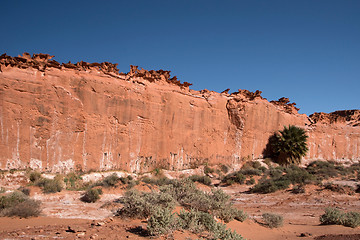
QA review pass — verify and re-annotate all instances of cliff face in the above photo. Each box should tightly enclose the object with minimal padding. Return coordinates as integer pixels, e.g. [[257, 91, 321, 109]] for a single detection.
[[0, 53, 359, 173]]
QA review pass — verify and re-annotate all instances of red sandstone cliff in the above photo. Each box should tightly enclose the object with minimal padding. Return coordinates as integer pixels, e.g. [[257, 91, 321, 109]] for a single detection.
[[0, 53, 359, 172]]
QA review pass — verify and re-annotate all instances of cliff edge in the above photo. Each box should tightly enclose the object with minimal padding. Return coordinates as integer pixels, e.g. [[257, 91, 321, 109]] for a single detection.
[[1, 53, 359, 172]]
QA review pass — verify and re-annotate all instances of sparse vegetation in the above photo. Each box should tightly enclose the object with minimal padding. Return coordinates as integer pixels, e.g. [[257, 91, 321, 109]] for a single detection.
[[262, 213, 283, 228], [0, 191, 41, 218], [320, 208, 360, 228], [115, 178, 246, 238], [188, 174, 212, 186], [81, 188, 103, 203], [29, 171, 42, 183], [34, 177, 63, 193], [323, 183, 355, 195], [147, 207, 176, 236]]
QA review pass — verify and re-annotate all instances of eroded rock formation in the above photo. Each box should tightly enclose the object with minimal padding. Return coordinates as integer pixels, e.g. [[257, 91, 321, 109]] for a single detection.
[[0, 53, 359, 173]]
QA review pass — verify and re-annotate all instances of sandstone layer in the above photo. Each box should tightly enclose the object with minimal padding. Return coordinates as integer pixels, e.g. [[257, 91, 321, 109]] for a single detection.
[[0, 53, 359, 173]]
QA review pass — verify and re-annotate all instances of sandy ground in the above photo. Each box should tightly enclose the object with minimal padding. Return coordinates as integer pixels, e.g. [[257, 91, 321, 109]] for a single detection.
[[0, 173, 359, 239]]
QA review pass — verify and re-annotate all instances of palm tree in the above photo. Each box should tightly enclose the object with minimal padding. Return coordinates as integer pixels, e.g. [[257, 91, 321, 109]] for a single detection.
[[271, 125, 308, 165]]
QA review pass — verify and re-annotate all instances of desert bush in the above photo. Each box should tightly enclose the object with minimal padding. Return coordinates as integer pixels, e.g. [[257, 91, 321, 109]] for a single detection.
[[320, 208, 360, 228], [211, 222, 245, 240], [64, 172, 86, 190], [268, 167, 285, 179], [177, 209, 216, 233], [0, 191, 41, 218], [0, 191, 27, 209], [250, 178, 290, 194], [222, 171, 246, 185], [177, 209, 245, 240], [2, 199, 41, 218], [220, 164, 230, 174], [29, 171, 42, 182], [103, 173, 120, 187], [215, 206, 247, 223], [204, 165, 215, 175], [241, 168, 263, 176], [147, 207, 176, 236], [343, 212, 360, 228], [246, 177, 255, 185], [35, 178, 63, 193], [283, 165, 315, 185], [291, 184, 305, 194], [320, 208, 345, 225], [18, 186, 30, 196], [306, 161, 350, 180], [324, 183, 355, 195], [270, 125, 308, 165], [188, 174, 212, 186], [262, 213, 283, 228], [81, 188, 103, 203], [116, 190, 175, 219]]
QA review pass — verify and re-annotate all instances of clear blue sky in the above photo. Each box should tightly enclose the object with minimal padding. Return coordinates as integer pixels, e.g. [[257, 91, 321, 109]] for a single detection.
[[1, 0, 359, 115]]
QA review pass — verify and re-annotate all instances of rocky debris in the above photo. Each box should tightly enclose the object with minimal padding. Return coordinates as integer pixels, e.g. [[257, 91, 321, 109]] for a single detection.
[[127, 65, 192, 87], [309, 110, 360, 126], [0, 53, 192, 88], [270, 97, 300, 114], [221, 88, 230, 94], [231, 89, 263, 101]]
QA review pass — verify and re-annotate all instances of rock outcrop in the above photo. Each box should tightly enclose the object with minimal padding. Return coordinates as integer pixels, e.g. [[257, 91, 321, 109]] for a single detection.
[[0, 53, 359, 173]]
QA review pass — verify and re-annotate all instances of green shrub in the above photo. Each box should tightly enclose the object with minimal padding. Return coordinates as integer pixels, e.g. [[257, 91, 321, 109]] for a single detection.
[[103, 173, 120, 187], [234, 209, 248, 222], [0, 191, 41, 218], [250, 178, 290, 194], [116, 190, 176, 219], [211, 222, 245, 240], [64, 172, 86, 190], [147, 207, 176, 236], [283, 165, 315, 185], [262, 213, 283, 228], [35, 178, 63, 193], [241, 168, 263, 176], [177, 209, 245, 240], [320, 208, 345, 225], [320, 208, 360, 228], [306, 161, 349, 180], [188, 174, 212, 186], [222, 171, 246, 185], [81, 188, 103, 203], [177, 209, 216, 233], [204, 165, 215, 174], [344, 212, 360, 228]]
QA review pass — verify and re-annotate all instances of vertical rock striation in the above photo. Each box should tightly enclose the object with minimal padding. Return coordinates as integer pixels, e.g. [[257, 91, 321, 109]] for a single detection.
[[0, 53, 359, 173]]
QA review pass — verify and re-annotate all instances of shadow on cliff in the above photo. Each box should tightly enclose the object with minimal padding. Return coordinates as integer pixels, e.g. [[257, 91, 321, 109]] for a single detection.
[[262, 134, 278, 161]]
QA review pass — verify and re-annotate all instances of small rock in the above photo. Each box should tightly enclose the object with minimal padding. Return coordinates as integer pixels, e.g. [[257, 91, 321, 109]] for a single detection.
[[96, 221, 105, 226], [299, 232, 312, 237], [77, 232, 86, 237]]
